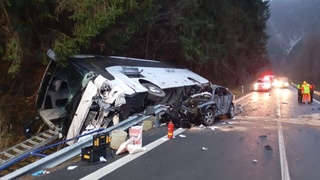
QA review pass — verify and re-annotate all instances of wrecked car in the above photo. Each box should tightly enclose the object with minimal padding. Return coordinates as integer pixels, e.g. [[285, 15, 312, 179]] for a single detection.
[[24, 49, 210, 144], [161, 84, 235, 127]]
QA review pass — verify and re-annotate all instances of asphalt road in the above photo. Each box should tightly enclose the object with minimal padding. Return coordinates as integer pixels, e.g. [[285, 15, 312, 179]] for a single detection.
[[21, 86, 320, 180]]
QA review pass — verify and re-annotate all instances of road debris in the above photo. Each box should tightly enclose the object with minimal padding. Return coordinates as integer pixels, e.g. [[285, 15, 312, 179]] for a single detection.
[[179, 134, 186, 138], [100, 156, 107, 162], [67, 165, 78, 170], [236, 105, 244, 113], [160, 123, 167, 126], [199, 124, 205, 129], [252, 159, 258, 163], [221, 121, 235, 125], [259, 135, 267, 138], [116, 124, 146, 155], [111, 150, 115, 158], [210, 126, 219, 130], [31, 170, 49, 176], [201, 147, 208, 151], [264, 145, 272, 151]]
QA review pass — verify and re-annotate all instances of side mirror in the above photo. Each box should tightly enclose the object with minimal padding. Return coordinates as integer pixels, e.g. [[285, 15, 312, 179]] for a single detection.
[[47, 49, 56, 61]]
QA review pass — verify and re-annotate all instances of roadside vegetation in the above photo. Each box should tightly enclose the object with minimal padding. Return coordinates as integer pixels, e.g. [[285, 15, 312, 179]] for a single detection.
[[0, 0, 270, 149], [284, 32, 320, 90], [267, 0, 320, 90], [0, 114, 11, 150]]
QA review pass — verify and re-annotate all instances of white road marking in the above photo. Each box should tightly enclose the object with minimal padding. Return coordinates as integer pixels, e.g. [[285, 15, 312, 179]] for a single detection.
[[80, 128, 186, 180], [235, 92, 253, 102], [314, 99, 320, 104], [278, 121, 291, 180], [276, 90, 291, 180]]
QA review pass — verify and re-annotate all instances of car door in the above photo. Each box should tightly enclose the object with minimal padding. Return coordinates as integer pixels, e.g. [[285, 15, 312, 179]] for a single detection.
[[213, 87, 223, 114], [219, 87, 230, 113]]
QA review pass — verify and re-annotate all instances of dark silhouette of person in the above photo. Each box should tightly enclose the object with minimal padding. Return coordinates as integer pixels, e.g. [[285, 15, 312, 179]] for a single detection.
[[297, 82, 303, 103], [310, 84, 315, 103]]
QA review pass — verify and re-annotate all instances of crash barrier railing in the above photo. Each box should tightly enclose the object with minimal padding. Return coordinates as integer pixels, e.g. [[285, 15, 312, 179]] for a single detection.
[[0, 129, 59, 172], [154, 105, 170, 128], [0, 128, 103, 173], [1, 104, 169, 180]]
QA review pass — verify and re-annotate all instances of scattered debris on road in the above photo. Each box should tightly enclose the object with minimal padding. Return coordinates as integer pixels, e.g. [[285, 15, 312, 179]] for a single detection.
[[201, 147, 208, 151], [221, 121, 235, 125], [67, 166, 77, 170], [100, 156, 107, 162], [210, 126, 219, 130], [264, 145, 272, 151], [116, 124, 146, 155], [31, 169, 50, 176]]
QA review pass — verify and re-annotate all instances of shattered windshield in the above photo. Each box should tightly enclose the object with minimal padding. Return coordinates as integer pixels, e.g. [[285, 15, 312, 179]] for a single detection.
[[53, 64, 87, 101]]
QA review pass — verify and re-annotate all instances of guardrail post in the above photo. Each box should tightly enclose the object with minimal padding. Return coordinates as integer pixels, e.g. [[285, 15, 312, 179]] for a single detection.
[[154, 105, 169, 128], [155, 113, 160, 128]]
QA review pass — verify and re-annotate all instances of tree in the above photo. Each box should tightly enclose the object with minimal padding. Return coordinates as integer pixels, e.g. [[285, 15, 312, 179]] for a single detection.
[[0, 0, 270, 85]]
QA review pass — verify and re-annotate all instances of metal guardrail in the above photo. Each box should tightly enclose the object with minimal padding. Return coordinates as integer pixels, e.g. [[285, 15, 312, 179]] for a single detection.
[[1, 105, 169, 180], [0, 129, 59, 171]]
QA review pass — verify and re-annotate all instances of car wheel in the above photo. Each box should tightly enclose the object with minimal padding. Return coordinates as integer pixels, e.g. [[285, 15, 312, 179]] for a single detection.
[[227, 104, 235, 119], [142, 83, 166, 102], [202, 109, 215, 126]]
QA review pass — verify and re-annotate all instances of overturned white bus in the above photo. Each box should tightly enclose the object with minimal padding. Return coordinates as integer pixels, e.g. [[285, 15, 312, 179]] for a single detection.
[[24, 50, 210, 144]]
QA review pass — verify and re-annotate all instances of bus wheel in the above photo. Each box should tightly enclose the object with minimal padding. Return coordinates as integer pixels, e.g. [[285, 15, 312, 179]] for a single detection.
[[142, 83, 166, 102]]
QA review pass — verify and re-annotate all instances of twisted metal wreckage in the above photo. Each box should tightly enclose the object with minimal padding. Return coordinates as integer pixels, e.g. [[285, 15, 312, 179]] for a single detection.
[[24, 49, 234, 145]]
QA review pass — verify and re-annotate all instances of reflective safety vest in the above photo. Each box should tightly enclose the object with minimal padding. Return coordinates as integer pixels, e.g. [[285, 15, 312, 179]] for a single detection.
[[301, 84, 310, 94], [297, 84, 302, 92]]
